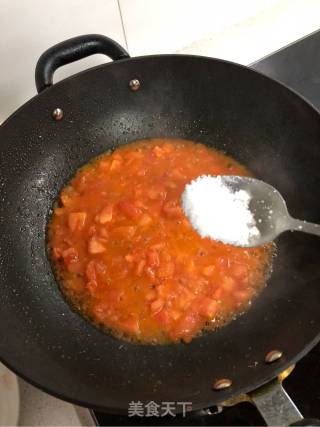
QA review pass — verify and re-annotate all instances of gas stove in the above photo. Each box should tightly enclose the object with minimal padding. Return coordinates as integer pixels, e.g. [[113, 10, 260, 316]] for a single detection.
[[93, 30, 320, 426]]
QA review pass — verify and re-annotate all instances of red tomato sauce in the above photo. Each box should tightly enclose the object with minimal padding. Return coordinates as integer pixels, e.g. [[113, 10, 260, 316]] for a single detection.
[[48, 139, 273, 344]]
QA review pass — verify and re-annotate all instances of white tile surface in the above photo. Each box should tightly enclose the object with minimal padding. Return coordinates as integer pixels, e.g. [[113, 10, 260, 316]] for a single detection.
[[178, 0, 320, 65], [119, 0, 281, 56], [0, 0, 126, 123]]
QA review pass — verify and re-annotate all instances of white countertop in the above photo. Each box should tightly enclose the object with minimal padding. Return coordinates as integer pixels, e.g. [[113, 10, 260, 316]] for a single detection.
[[1, 0, 320, 425]]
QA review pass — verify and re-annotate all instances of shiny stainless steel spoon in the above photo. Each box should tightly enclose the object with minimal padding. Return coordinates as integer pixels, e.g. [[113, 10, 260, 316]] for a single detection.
[[219, 176, 320, 247]]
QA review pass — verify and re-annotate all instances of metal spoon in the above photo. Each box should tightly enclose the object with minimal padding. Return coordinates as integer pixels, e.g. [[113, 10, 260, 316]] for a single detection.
[[219, 176, 320, 247]]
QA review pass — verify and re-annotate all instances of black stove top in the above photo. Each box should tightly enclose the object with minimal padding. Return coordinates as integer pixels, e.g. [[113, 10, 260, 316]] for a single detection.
[[94, 30, 320, 426]]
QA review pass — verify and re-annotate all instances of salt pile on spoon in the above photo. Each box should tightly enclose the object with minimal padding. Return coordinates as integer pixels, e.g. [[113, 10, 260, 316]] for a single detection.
[[181, 175, 260, 246]]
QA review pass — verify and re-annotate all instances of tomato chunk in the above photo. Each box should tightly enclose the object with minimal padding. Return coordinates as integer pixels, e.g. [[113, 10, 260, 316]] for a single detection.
[[117, 201, 141, 219], [68, 212, 87, 232], [196, 296, 218, 318], [96, 205, 113, 224], [88, 237, 106, 254], [157, 262, 175, 278], [147, 251, 160, 267]]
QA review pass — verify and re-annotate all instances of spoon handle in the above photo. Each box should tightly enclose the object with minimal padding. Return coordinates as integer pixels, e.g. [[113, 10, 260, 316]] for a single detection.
[[290, 219, 320, 237]]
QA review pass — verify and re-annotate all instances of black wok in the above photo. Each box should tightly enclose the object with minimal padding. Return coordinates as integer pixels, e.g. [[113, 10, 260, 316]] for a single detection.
[[1, 34, 320, 423]]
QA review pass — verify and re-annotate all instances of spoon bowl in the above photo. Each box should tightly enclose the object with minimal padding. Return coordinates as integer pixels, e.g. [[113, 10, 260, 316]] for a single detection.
[[220, 176, 320, 247]]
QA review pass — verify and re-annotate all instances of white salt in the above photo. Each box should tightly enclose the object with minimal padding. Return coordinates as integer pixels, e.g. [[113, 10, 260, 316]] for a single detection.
[[181, 175, 260, 246]]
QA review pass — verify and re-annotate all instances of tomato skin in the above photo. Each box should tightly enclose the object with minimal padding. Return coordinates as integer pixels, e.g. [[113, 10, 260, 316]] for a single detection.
[[49, 139, 272, 344]]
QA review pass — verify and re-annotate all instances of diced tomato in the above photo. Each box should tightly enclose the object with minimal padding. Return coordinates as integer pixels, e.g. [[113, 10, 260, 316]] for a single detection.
[[234, 289, 252, 303], [196, 296, 218, 318], [135, 259, 146, 276], [162, 201, 182, 218], [145, 290, 157, 302], [145, 266, 156, 280], [176, 286, 195, 309], [154, 309, 171, 328], [99, 159, 111, 170], [150, 242, 165, 251], [96, 205, 113, 224], [150, 298, 164, 315], [112, 226, 136, 239], [60, 194, 73, 207], [232, 264, 248, 282], [202, 265, 215, 277], [110, 159, 122, 171], [171, 313, 201, 342], [108, 289, 124, 304], [160, 250, 172, 262], [213, 288, 223, 300], [99, 227, 109, 238], [215, 256, 231, 270], [171, 168, 185, 180], [52, 247, 62, 260], [86, 280, 98, 295], [93, 303, 110, 322], [88, 237, 106, 254], [61, 247, 80, 272], [157, 262, 175, 278], [147, 251, 160, 267], [125, 253, 134, 263], [119, 317, 140, 335], [54, 208, 65, 216], [86, 260, 97, 282], [138, 213, 153, 227], [62, 247, 78, 264], [166, 181, 177, 189], [169, 309, 181, 321], [88, 225, 97, 237], [222, 276, 236, 292], [152, 145, 164, 157], [162, 143, 174, 153], [117, 201, 141, 219], [68, 212, 87, 232]]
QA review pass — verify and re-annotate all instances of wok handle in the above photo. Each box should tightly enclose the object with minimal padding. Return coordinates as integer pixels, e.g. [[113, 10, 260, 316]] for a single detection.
[[35, 34, 130, 93], [249, 378, 303, 426]]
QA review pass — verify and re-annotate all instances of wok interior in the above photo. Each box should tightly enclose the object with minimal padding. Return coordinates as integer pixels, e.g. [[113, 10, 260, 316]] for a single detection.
[[1, 56, 320, 412]]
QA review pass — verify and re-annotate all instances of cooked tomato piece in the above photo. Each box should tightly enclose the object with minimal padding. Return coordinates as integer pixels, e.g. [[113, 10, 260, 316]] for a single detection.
[[88, 237, 106, 254], [62, 247, 78, 264], [147, 251, 160, 267], [135, 259, 146, 276], [112, 226, 136, 239], [86, 280, 98, 295], [196, 296, 218, 318], [150, 298, 164, 315], [96, 205, 113, 224], [52, 247, 62, 259], [157, 262, 175, 278], [68, 212, 87, 232], [171, 313, 201, 342], [162, 201, 182, 218], [202, 265, 215, 277], [138, 213, 153, 227], [110, 159, 122, 171], [119, 317, 140, 335], [117, 201, 141, 219]]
